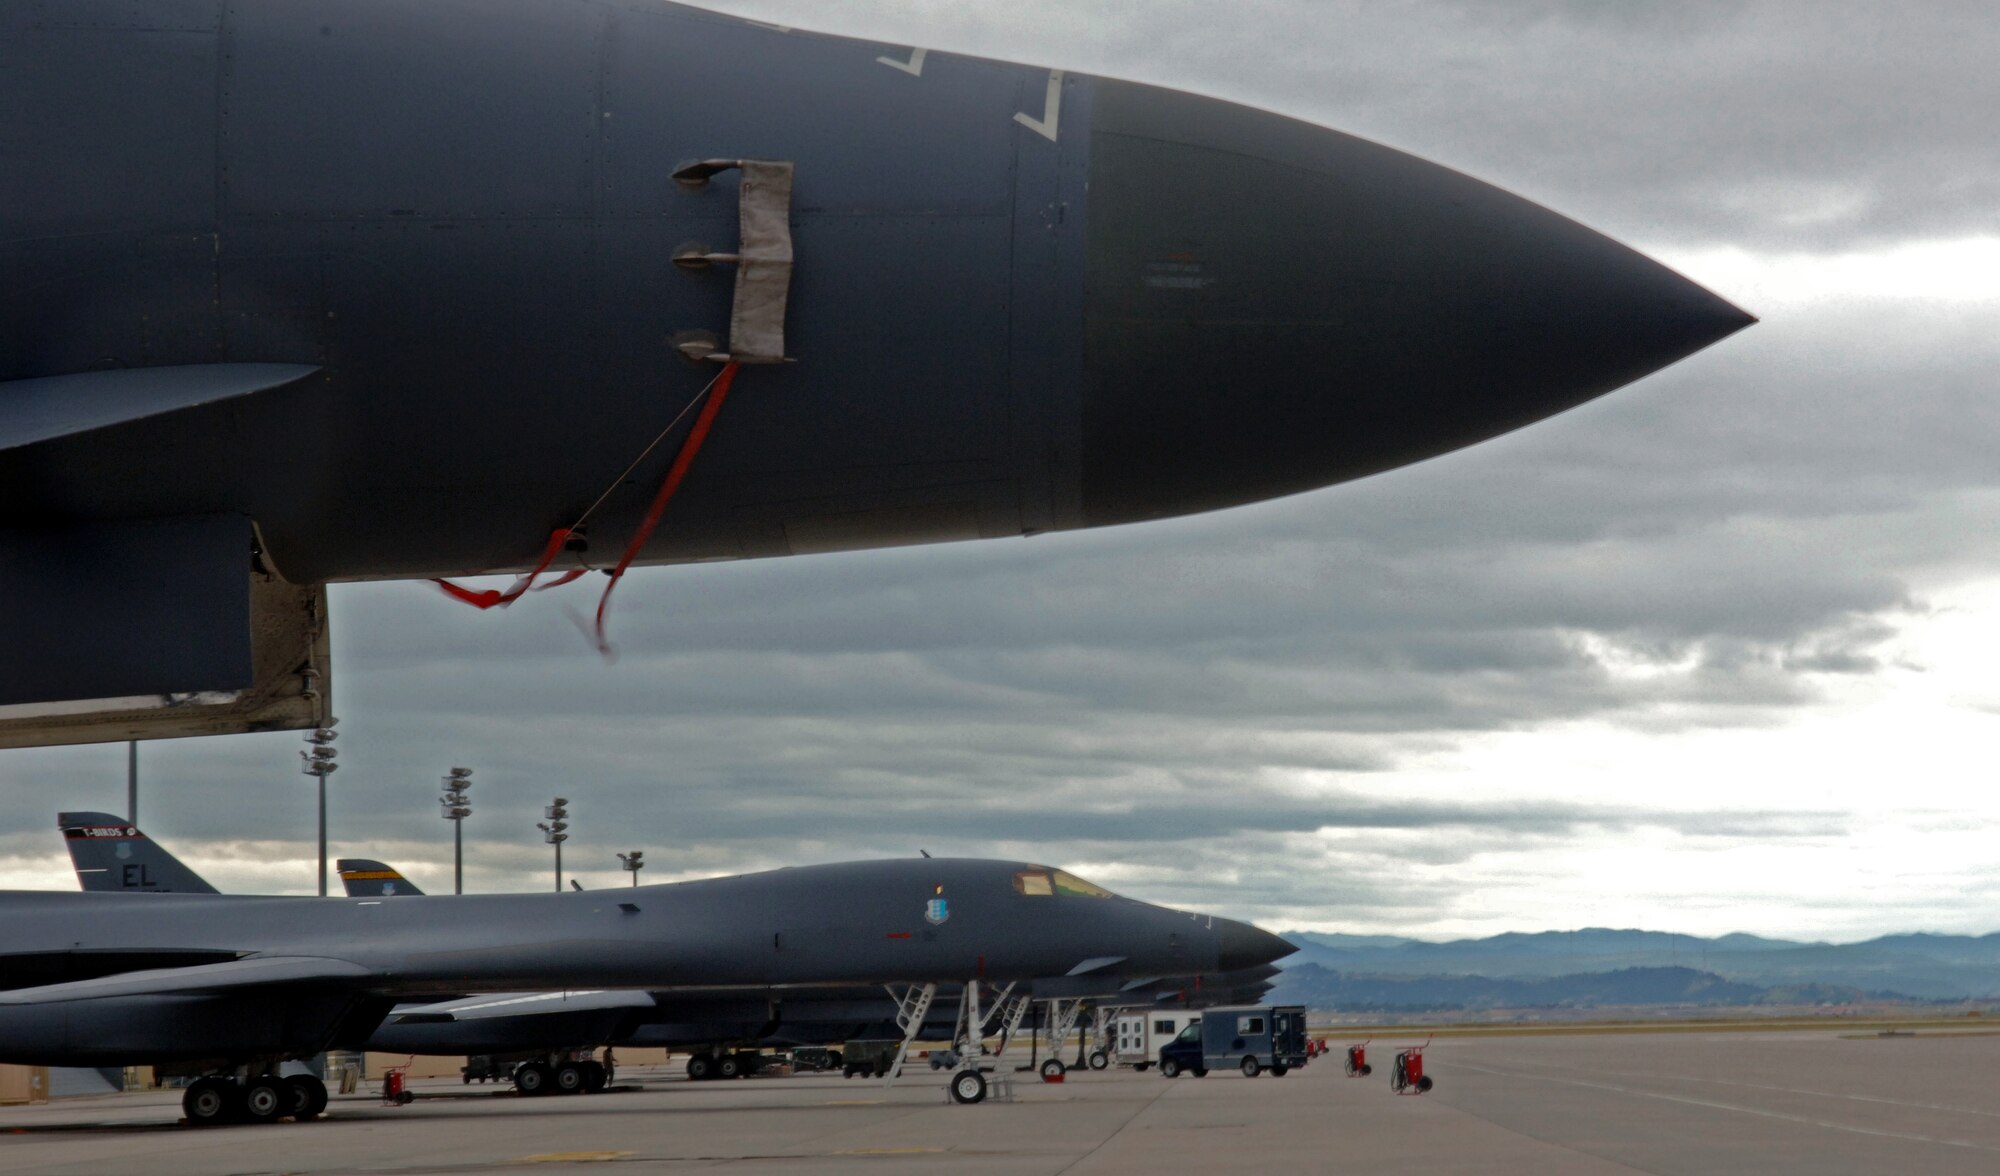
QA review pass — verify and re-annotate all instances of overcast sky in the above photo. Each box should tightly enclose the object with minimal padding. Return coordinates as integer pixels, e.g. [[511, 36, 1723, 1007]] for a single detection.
[[5, 1, 1998, 943]]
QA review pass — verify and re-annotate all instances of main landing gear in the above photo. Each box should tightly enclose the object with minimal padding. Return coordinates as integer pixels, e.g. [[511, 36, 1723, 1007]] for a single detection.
[[512, 1056, 610, 1096], [182, 1072, 329, 1127]]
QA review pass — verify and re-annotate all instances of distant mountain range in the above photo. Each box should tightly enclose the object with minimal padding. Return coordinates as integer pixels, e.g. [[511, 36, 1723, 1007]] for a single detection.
[[1269, 963, 1876, 1013], [1267, 928, 2000, 1007]]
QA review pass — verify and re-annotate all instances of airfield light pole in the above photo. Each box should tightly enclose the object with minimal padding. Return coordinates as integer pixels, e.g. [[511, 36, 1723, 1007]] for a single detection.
[[617, 851, 644, 887], [538, 797, 569, 893], [299, 720, 340, 896], [439, 767, 473, 895]]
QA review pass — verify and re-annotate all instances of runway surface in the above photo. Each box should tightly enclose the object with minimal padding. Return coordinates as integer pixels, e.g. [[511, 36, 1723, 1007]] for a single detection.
[[2, 1029, 1997, 1174]]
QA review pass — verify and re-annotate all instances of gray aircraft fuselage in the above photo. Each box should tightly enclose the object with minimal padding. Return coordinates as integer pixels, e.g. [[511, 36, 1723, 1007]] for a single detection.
[[62, 816, 1272, 1061], [0, 857, 1286, 1067], [0, 0, 1752, 728]]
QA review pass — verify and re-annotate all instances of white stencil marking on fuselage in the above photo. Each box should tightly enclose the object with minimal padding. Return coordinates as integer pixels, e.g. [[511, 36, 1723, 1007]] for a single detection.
[[1014, 70, 1065, 142]]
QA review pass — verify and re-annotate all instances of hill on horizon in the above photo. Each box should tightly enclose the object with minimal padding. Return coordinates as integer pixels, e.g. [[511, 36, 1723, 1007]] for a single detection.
[[1274, 927, 2000, 1001]]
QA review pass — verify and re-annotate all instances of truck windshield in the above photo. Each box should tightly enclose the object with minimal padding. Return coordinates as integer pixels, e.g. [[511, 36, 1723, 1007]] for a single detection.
[[1177, 1024, 1201, 1042]]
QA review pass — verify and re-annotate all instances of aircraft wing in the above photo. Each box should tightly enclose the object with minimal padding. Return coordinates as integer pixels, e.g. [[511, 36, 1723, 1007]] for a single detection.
[[0, 955, 371, 1004], [390, 989, 658, 1024]]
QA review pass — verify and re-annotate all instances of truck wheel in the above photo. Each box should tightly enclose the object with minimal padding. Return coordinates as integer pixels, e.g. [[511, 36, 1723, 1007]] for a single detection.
[[1270, 1064, 1289, 1077], [1240, 1056, 1261, 1078], [1191, 1067, 1208, 1078], [1088, 1051, 1108, 1071], [1040, 1059, 1066, 1080], [949, 1070, 987, 1104], [1134, 1062, 1152, 1072], [1159, 1058, 1180, 1079]]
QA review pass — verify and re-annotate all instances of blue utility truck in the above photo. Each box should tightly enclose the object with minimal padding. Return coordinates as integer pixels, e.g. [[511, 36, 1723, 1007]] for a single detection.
[[1156, 1005, 1309, 1078]]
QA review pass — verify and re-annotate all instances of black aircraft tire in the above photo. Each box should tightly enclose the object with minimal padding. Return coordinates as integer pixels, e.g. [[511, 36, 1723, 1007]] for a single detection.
[[949, 1070, 987, 1105], [240, 1078, 286, 1124], [516, 1061, 555, 1096], [1088, 1051, 1109, 1071], [1240, 1056, 1261, 1078], [582, 1061, 608, 1093], [1040, 1059, 1065, 1080], [685, 1054, 714, 1082], [183, 1077, 235, 1126], [717, 1054, 743, 1080], [284, 1075, 329, 1120], [1159, 1059, 1180, 1079], [554, 1063, 586, 1095]]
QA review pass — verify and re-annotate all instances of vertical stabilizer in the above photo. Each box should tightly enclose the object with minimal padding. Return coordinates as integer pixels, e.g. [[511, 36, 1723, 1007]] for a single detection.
[[58, 812, 220, 894], [336, 859, 426, 897]]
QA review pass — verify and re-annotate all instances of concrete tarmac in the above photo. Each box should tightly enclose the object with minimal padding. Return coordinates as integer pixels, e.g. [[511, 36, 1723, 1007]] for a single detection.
[[2, 1030, 1997, 1174]]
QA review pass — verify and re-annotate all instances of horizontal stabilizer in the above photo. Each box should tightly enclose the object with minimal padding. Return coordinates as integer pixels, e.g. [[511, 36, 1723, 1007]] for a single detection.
[[0, 955, 370, 1005], [0, 364, 320, 454], [392, 989, 658, 1023]]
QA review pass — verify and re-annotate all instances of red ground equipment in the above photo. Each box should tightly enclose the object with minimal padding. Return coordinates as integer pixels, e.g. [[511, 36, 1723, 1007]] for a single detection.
[[1345, 1040, 1373, 1077], [1390, 1039, 1433, 1095], [381, 1066, 415, 1106]]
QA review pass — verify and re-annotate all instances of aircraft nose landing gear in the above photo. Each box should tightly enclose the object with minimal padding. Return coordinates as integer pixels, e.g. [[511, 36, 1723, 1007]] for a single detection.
[[948, 1069, 987, 1104]]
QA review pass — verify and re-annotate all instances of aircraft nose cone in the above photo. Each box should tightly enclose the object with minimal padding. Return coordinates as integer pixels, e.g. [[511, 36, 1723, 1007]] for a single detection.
[[1079, 80, 1754, 527], [1216, 918, 1297, 972]]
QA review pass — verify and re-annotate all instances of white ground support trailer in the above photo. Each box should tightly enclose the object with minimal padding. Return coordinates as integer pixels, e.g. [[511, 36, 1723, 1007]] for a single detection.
[[1110, 1011, 1203, 1071]]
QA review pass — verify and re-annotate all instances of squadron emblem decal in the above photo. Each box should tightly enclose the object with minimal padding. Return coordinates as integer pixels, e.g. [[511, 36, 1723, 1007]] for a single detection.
[[925, 898, 949, 925]]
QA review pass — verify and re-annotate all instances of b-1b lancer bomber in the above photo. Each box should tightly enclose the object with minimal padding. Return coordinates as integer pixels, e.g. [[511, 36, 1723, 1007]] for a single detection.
[[61, 818, 1281, 1099], [0, 855, 1291, 1122], [0, 0, 1752, 747]]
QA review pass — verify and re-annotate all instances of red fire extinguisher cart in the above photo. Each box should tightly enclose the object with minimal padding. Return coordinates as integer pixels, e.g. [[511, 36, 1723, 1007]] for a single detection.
[[1345, 1040, 1373, 1077], [381, 1065, 415, 1106], [1391, 1039, 1434, 1094]]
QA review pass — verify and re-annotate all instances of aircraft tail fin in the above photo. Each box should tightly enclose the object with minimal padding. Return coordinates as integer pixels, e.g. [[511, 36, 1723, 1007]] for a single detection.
[[58, 811, 220, 894], [336, 859, 426, 897]]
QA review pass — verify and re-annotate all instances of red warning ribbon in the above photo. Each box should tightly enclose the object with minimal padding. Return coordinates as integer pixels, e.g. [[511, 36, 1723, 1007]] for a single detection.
[[430, 362, 741, 655], [592, 361, 740, 652], [431, 526, 575, 610]]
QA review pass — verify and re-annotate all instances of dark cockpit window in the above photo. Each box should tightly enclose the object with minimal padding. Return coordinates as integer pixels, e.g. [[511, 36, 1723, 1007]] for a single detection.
[[1014, 868, 1117, 898], [1051, 870, 1115, 898], [1014, 870, 1054, 896]]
